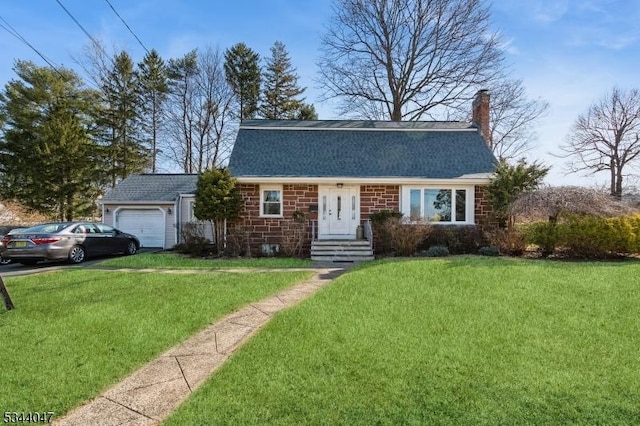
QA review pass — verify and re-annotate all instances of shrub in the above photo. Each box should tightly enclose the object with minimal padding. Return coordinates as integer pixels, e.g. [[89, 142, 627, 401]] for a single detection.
[[420, 245, 449, 257], [280, 219, 307, 257], [479, 246, 500, 256], [421, 225, 488, 254], [486, 227, 527, 256], [370, 210, 404, 254], [369, 210, 404, 224], [226, 221, 252, 257], [177, 222, 213, 256], [524, 214, 640, 258], [389, 220, 431, 256], [523, 222, 559, 256]]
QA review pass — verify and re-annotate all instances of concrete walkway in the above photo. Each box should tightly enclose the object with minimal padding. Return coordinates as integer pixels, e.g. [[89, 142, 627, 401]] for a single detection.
[[54, 267, 348, 426]]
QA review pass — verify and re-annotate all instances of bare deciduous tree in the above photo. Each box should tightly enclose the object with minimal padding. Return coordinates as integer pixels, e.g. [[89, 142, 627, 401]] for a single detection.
[[165, 50, 198, 173], [317, 0, 504, 121], [488, 79, 549, 160], [165, 47, 236, 173], [560, 87, 640, 198], [196, 47, 237, 169]]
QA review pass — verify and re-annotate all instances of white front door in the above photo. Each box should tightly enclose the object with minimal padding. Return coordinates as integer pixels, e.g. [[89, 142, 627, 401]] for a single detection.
[[319, 186, 359, 238]]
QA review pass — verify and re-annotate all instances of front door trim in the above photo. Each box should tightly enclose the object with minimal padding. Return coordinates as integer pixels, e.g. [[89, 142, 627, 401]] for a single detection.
[[318, 185, 360, 239]]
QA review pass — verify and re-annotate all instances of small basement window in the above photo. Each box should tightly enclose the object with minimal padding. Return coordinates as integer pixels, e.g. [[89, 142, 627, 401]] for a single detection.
[[261, 243, 280, 256]]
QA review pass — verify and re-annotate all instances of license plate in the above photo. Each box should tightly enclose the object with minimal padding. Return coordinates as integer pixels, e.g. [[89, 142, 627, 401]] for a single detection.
[[12, 241, 27, 248]]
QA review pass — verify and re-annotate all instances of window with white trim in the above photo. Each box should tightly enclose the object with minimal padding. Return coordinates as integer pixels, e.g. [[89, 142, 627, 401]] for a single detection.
[[402, 186, 472, 223], [260, 186, 283, 217]]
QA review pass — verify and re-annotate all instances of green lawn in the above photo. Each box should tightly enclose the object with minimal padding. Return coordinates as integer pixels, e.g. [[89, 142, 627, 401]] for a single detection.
[[98, 252, 314, 269], [166, 257, 640, 425], [0, 269, 312, 417]]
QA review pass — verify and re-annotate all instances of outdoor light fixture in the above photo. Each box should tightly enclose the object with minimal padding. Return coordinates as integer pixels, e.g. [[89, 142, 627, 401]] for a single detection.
[[167, 207, 172, 214], [336, 183, 343, 188]]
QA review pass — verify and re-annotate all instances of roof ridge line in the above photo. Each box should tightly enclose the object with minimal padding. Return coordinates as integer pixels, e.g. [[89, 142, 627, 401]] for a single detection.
[[239, 126, 477, 132]]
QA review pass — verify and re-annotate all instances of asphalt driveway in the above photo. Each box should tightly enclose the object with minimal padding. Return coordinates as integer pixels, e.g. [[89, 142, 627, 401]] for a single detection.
[[0, 248, 159, 277]]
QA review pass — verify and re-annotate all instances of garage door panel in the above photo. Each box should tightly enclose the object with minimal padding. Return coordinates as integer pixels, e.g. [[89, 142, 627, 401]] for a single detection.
[[116, 209, 165, 248]]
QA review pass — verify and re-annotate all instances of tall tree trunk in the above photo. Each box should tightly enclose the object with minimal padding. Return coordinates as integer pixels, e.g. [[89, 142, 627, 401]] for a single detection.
[[610, 159, 616, 197], [615, 165, 624, 199]]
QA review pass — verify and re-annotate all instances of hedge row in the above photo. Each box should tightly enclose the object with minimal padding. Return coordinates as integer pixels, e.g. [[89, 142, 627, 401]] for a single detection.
[[525, 214, 640, 258]]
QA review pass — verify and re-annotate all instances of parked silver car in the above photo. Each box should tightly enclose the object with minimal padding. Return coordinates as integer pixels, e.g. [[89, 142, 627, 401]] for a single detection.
[[0, 227, 25, 265], [0, 222, 139, 265]]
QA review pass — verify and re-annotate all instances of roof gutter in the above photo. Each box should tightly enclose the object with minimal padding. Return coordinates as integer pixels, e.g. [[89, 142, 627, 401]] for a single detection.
[[234, 175, 493, 186]]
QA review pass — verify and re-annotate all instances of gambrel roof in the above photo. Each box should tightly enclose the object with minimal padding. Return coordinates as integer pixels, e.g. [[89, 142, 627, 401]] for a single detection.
[[229, 120, 497, 179]]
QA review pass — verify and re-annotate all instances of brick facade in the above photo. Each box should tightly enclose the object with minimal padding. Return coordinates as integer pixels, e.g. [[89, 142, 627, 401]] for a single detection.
[[360, 185, 401, 219], [232, 183, 493, 257], [232, 184, 318, 257], [474, 185, 497, 229]]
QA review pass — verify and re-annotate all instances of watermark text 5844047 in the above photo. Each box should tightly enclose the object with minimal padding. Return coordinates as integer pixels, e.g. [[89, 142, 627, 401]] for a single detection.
[[3, 412, 54, 423]]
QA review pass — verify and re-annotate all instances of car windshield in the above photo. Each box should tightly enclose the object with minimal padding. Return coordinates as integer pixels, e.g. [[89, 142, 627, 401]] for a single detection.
[[20, 223, 71, 234]]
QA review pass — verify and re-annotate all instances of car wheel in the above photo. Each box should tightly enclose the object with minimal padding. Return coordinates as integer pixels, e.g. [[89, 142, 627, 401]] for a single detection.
[[68, 245, 86, 264], [0, 256, 11, 265], [125, 240, 138, 255]]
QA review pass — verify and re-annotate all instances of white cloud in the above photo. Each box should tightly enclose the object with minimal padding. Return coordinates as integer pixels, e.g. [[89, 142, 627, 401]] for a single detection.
[[531, 0, 569, 23]]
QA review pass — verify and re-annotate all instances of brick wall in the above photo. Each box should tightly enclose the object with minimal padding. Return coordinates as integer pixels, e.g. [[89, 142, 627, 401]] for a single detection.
[[360, 185, 400, 219], [230, 183, 492, 256], [360, 185, 400, 254], [231, 184, 318, 257], [474, 185, 497, 229]]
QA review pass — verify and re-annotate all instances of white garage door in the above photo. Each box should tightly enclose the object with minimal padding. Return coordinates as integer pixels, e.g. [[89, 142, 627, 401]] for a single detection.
[[116, 209, 165, 248]]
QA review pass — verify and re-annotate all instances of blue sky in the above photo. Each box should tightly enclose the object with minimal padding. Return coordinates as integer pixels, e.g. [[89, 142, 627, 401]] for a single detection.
[[1, 0, 639, 187]]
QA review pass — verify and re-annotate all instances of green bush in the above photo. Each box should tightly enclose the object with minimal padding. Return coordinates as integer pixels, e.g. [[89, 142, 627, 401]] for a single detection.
[[524, 214, 640, 258], [479, 246, 500, 256], [421, 225, 488, 254], [524, 222, 559, 256], [420, 245, 450, 257]]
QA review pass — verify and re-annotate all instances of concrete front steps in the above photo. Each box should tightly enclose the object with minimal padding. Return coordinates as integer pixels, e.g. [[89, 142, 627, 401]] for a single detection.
[[311, 239, 374, 262]]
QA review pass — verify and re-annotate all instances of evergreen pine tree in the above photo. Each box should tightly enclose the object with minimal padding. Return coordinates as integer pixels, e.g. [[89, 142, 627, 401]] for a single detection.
[[99, 51, 149, 186], [0, 61, 104, 220], [138, 49, 168, 173], [224, 42, 260, 121], [259, 41, 305, 119]]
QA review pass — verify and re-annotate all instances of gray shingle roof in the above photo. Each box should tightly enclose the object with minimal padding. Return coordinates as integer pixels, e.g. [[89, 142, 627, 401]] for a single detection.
[[229, 120, 497, 179], [101, 174, 198, 202]]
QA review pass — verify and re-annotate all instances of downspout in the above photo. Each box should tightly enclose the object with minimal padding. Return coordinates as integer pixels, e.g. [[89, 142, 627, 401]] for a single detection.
[[176, 194, 183, 248]]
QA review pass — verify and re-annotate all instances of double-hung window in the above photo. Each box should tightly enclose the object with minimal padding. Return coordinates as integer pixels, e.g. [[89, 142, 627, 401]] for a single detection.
[[260, 186, 283, 217], [403, 186, 471, 223]]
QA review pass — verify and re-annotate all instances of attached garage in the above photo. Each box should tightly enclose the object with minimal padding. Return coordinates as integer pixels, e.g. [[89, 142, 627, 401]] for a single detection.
[[100, 174, 200, 249], [115, 208, 165, 248]]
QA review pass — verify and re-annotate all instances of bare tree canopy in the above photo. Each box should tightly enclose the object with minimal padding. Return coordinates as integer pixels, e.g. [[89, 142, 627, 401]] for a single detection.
[[510, 186, 636, 222], [165, 47, 236, 173], [318, 0, 504, 121], [489, 79, 549, 160], [560, 87, 640, 198]]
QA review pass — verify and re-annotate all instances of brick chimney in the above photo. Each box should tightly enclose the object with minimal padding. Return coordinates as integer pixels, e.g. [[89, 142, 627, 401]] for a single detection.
[[472, 89, 491, 146]]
